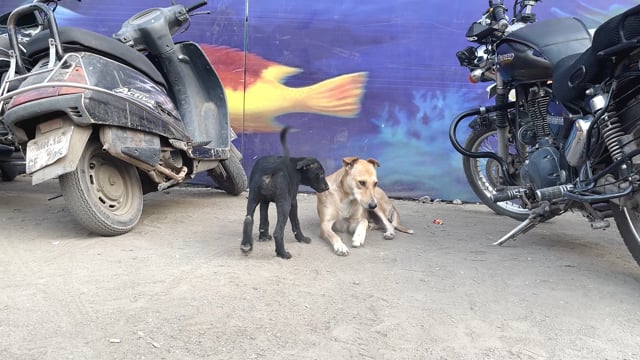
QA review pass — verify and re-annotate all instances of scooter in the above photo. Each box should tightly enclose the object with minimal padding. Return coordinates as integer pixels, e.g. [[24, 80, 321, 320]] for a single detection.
[[0, 6, 41, 181], [0, 1, 247, 235]]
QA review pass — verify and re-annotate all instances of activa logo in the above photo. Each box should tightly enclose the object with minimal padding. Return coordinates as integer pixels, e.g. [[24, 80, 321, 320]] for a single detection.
[[113, 87, 155, 107], [497, 53, 515, 64]]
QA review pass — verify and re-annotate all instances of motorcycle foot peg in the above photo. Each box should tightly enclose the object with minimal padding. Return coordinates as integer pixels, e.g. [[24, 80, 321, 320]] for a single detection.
[[491, 187, 526, 203], [535, 184, 575, 202]]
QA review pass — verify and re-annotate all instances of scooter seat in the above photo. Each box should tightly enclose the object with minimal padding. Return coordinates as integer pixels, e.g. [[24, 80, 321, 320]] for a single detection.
[[25, 26, 166, 87]]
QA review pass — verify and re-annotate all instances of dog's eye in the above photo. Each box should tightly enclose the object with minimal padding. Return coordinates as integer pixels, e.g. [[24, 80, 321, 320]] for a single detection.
[[359, 181, 366, 187], [374, 182, 378, 188]]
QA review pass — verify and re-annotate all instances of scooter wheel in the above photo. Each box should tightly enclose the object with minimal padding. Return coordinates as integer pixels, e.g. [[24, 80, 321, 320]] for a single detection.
[[208, 145, 247, 196], [0, 163, 18, 181], [59, 139, 143, 236]]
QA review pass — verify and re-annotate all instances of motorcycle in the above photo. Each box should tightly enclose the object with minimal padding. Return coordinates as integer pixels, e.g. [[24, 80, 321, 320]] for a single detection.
[[450, 0, 640, 267], [0, 0, 247, 235]]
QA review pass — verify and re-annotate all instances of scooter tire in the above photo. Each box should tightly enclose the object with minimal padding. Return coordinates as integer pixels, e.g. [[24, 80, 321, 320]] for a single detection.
[[59, 139, 143, 236], [0, 163, 18, 181], [208, 145, 247, 196]]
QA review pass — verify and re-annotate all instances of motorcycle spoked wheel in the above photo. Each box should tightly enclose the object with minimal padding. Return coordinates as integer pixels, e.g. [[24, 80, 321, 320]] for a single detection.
[[610, 205, 640, 267], [208, 144, 248, 196], [462, 126, 531, 221], [59, 139, 143, 236]]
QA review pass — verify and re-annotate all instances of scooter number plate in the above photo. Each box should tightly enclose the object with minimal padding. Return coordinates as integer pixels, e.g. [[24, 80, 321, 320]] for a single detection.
[[26, 128, 73, 174]]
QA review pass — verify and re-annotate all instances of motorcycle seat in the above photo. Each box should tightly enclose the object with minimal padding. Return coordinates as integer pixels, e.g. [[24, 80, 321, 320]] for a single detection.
[[552, 5, 640, 107], [24, 26, 166, 88]]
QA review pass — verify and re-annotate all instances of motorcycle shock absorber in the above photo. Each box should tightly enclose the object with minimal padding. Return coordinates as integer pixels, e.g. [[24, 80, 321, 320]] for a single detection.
[[599, 110, 625, 162]]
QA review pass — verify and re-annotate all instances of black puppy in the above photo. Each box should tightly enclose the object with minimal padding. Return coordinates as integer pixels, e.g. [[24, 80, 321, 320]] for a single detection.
[[241, 127, 330, 259]]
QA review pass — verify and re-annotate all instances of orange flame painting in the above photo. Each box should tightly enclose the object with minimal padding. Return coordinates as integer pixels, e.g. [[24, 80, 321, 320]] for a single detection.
[[200, 45, 368, 133]]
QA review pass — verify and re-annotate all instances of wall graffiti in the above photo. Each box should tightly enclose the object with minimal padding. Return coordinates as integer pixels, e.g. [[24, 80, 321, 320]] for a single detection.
[[0, 0, 635, 200]]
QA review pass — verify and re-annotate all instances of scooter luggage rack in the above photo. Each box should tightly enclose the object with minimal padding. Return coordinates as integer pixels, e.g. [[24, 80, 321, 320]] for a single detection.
[[0, 54, 109, 105], [6, 2, 64, 76]]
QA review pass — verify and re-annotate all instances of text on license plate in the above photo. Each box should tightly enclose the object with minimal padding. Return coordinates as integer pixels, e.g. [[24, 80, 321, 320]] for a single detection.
[[26, 128, 73, 174]]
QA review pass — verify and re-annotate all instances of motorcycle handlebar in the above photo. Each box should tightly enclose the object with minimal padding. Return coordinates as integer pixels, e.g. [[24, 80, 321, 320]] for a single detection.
[[186, 0, 208, 14], [489, 0, 509, 31]]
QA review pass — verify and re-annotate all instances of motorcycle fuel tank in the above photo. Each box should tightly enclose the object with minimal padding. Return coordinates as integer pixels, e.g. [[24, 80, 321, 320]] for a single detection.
[[496, 40, 552, 83], [496, 18, 592, 84]]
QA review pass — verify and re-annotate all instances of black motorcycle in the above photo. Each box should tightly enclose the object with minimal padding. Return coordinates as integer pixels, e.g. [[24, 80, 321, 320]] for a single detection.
[[0, 0, 247, 235], [450, 0, 640, 266]]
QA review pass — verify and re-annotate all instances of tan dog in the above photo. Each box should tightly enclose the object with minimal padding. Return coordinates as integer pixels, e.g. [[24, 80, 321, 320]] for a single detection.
[[368, 186, 414, 239], [317, 157, 413, 256]]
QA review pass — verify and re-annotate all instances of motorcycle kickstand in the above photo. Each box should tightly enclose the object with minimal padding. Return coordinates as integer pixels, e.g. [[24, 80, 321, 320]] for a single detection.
[[492, 202, 550, 246]]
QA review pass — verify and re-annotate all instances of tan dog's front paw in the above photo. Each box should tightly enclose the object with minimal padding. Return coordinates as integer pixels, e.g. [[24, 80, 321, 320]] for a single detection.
[[334, 242, 350, 256], [383, 231, 395, 240], [351, 231, 366, 248]]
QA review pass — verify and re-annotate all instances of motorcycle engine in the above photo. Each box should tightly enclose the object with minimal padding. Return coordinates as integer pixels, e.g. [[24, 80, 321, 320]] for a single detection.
[[520, 144, 568, 190]]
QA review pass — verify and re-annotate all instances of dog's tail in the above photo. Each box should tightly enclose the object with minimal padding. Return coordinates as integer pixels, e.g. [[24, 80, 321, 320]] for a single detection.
[[395, 223, 414, 235], [280, 126, 292, 161], [390, 205, 414, 234]]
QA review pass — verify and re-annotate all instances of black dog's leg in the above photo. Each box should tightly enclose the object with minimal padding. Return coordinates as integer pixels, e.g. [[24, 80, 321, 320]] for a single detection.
[[289, 197, 311, 243], [258, 201, 272, 241], [273, 199, 292, 259], [241, 192, 259, 254]]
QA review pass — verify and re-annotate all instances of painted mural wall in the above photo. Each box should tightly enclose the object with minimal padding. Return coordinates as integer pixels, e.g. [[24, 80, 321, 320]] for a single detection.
[[0, 0, 636, 200]]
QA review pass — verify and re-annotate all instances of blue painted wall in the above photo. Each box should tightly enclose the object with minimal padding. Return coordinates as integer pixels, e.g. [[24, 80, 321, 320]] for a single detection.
[[1, 1, 635, 200]]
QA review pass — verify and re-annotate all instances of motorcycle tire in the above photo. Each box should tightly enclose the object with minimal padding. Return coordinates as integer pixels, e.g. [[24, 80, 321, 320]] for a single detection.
[[610, 205, 640, 267], [0, 163, 17, 181], [462, 126, 531, 221], [59, 139, 143, 236], [208, 144, 248, 196]]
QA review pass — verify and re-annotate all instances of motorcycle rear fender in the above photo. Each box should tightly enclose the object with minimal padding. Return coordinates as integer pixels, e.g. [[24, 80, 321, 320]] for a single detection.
[[28, 117, 92, 185]]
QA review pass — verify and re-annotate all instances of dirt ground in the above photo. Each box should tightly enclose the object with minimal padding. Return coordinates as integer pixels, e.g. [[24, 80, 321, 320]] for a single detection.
[[1, 175, 640, 359]]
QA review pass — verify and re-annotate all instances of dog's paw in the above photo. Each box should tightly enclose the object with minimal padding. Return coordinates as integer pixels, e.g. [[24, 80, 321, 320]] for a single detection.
[[351, 234, 366, 248], [334, 243, 350, 256], [383, 231, 395, 240], [295, 234, 312, 244], [258, 234, 272, 242], [240, 243, 252, 254], [276, 250, 292, 259]]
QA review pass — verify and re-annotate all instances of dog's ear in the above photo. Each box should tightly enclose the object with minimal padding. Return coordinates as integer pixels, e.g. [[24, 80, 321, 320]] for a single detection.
[[342, 157, 359, 169], [366, 158, 380, 167], [296, 158, 315, 170]]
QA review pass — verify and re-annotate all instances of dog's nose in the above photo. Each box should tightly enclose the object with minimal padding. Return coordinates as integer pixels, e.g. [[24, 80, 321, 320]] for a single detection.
[[368, 201, 377, 210]]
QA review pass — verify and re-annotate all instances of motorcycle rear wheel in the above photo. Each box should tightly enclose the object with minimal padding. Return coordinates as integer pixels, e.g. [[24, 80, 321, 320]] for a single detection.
[[59, 139, 143, 236], [462, 127, 530, 221], [610, 205, 640, 267], [208, 144, 248, 196]]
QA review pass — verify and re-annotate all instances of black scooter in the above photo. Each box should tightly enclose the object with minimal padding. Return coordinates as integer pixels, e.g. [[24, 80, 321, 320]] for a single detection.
[[0, 1, 247, 235], [0, 6, 41, 181]]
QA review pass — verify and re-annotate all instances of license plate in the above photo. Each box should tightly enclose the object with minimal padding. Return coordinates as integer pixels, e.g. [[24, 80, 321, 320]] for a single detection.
[[26, 127, 73, 174]]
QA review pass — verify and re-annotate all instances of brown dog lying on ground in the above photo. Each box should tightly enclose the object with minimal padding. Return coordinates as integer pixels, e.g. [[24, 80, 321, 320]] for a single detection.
[[316, 157, 413, 256]]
